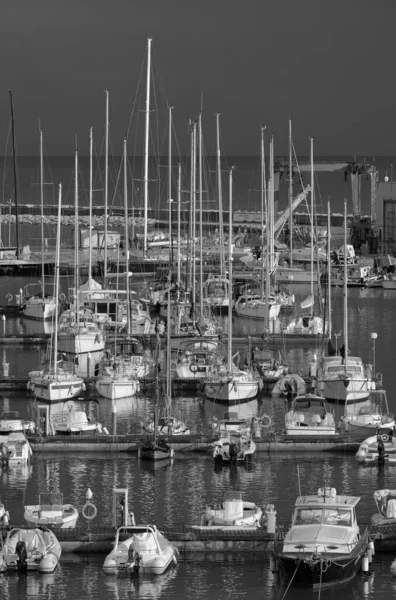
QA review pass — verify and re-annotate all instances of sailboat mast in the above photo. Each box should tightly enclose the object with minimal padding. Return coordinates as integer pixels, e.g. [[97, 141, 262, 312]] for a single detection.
[[9, 91, 20, 259], [54, 183, 62, 375], [260, 125, 266, 294], [216, 113, 224, 277], [167, 106, 173, 400], [264, 138, 273, 332], [191, 120, 197, 308], [104, 89, 109, 279], [143, 37, 152, 257], [177, 163, 181, 286], [288, 119, 293, 267], [89, 126, 93, 282], [74, 142, 80, 314], [39, 125, 45, 297], [310, 137, 314, 305], [124, 137, 131, 336], [227, 166, 234, 372], [198, 112, 204, 314], [344, 201, 348, 370], [327, 200, 332, 341]]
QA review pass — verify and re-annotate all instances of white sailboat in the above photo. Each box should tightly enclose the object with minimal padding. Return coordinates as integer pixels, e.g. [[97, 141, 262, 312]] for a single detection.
[[311, 201, 376, 402], [22, 126, 57, 321], [204, 167, 260, 403], [57, 144, 105, 377], [28, 183, 84, 402]]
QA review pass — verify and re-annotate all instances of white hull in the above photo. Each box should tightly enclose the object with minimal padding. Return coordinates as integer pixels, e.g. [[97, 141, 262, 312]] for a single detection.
[[234, 300, 281, 320], [320, 379, 373, 402], [205, 377, 259, 402], [96, 378, 139, 400], [23, 298, 57, 321], [24, 506, 78, 529], [29, 372, 84, 402], [0, 528, 61, 573], [0, 432, 32, 464], [275, 268, 320, 283]]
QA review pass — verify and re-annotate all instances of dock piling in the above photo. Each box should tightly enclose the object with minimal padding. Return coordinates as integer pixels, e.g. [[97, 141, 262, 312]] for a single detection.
[[2, 315, 5, 335], [112, 402, 117, 436]]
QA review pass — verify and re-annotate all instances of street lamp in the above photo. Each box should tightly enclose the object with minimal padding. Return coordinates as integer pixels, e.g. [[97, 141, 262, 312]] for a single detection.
[[371, 332, 378, 379]]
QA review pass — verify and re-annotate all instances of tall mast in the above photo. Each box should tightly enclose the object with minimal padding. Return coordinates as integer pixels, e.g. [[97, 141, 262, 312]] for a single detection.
[[143, 37, 152, 257], [191, 120, 197, 310], [188, 120, 194, 290], [260, 125, 267, 294], [9, 91, 20, 259], [198, 111, 204, 314], [104, 89, 109, 279], [288, 119, 293, 267], [123, 137, 131, 336], [343, 201, 348, 370], [177, 163, 181, 286], [74, 140, 80, 314], [89, 126, 93, 282], [54, 183, 62, 374], [39, 125, 45, 297], [327, 200, 332, 341], [166, 105, 173, 400], [215, 113, 224, 277], [227, 166, 234, 372], [310, 137, 314, 305], [265, 137, 274, 332]]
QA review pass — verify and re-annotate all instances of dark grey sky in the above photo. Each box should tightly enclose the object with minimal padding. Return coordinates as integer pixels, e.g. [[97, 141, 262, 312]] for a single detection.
[[1, 0, 395, 156]]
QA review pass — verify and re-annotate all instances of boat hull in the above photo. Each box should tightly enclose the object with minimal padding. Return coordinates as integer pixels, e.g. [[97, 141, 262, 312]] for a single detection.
[[29, 372, 84, 402], [204, 380, 259, 402], [95, 378, 139, 400]]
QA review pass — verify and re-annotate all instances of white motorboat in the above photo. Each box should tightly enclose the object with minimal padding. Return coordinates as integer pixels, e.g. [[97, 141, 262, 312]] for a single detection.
[[272, 486, 369, 588], [52, 408, 107, 435], [285, 394, 336, 435], [195, 491, 263, 528], [210, 410, 251, 437], [143, 414, 190, 436], [0, 527, 62, 573], [370, 489, 396, 542], [0, 432, 32, 465], [282, 314, 325, 336], [24, 492, 79, 529], [311, 355, 376, 402], [234, 294, 281, 321], [213, 431, 256, 465], [340, 390, 395, 437], [0, 411, 35, 434], [103, 525, 177, 575]]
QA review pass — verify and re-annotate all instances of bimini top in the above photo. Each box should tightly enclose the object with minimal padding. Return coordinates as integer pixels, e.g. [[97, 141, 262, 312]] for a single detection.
[[295, 487, 360, 509]]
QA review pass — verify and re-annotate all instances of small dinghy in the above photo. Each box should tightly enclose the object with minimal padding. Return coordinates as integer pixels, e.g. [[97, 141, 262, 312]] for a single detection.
[[355, 431, 396, 464], [0, 432, 32, 465], [213, 431, 256, 465], [103, 525, 177, 575], [24, 492, 79, 529], [370, 489, 396, 541], [52, 408, 107, 435], [194, 491, 263, 529], [0, 527, 61, 573]]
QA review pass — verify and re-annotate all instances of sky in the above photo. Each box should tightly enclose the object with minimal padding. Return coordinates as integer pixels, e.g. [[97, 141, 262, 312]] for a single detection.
[[1, 0, 396, 157]]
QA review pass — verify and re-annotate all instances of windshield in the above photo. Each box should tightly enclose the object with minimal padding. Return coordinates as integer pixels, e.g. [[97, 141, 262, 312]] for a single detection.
[[294, 507, 353, 525]]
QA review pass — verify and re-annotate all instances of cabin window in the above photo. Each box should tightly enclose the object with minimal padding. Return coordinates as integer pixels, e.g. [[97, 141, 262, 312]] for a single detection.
[[323, 508, 352, 525], [294, 508, 323, 524]]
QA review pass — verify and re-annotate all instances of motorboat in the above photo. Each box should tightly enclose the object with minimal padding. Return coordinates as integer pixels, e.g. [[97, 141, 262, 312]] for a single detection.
[[234, 294, 281, 321], [194, 491, 263, 529], [355, 431, 396, 464], [52, 408, 107, 435], [370, 489, 396, 541], [340, 390, 394, 437], [0, 527, 62, 573], [213, 431, 256, 465], [24, 492, 79, 529], [0, 432, 32, 465], [282, 314, 325, 336], [311, 355, 376, 402], [0, 411, 35, 434], [272, 486, 369, 588], [103, 525, 177, 574], [210, 410, 251, 437], [284, 394, 336, 435]]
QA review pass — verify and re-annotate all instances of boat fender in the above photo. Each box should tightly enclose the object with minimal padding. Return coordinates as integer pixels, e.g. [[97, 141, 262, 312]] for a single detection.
[[172, 554, 177, 565], [381, 434, 389, 443], [82, 501, 97, 520], [96, 424, 103, 434], [190, 363, 198, 374], [261, 414, 272, 428]]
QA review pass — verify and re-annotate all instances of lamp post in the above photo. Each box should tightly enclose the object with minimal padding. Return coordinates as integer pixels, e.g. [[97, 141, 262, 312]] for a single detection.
[[371, 332, 378, 378]]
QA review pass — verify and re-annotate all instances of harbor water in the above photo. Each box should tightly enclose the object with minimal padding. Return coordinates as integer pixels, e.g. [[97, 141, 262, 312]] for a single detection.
[[0, 279, 396, 599]]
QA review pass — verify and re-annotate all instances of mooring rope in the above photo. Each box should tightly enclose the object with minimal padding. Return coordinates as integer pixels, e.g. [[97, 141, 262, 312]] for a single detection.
[[281, 559, 301, 600]]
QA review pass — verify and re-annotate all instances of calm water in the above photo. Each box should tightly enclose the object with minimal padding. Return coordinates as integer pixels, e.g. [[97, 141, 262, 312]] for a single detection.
[[0, 280, 396, 599]]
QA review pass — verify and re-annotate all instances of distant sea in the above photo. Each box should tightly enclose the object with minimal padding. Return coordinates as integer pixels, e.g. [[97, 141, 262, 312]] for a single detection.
[[0, 155, 393, 249]]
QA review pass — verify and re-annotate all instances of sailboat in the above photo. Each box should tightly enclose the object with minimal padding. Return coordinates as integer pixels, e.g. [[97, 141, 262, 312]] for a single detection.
[[28, 183, 84, 402], [138, 336, 175, 461], [204, 167, 261, 404], [311, 201, 376, 402], [57, 143, 105, 378], [22, 126, 57, 322]]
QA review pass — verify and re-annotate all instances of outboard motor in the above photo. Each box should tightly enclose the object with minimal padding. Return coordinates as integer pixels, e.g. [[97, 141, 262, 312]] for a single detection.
[[15, 541, 28, 572], [229, 442, 238, 465], [128, 546, 140, 575]]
